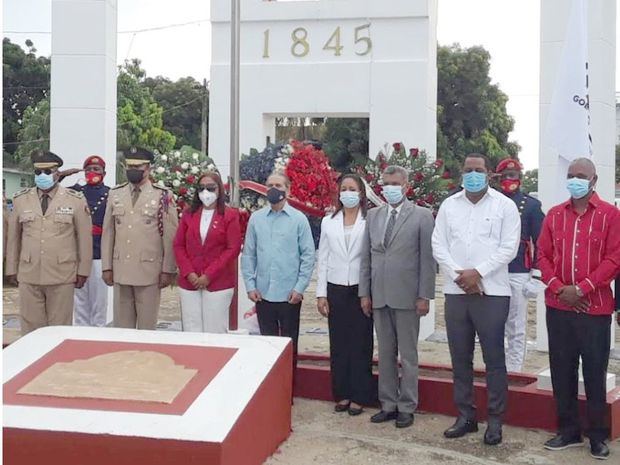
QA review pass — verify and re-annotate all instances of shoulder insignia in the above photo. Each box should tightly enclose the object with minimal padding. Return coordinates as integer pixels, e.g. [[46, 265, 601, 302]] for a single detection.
[[111, 182, 128, 190], [13, 187, 33, 199], [65, 189, 85, 199]]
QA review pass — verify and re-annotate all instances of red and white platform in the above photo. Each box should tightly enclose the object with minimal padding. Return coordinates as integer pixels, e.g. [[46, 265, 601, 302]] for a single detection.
[[3, 326, 293, 465]]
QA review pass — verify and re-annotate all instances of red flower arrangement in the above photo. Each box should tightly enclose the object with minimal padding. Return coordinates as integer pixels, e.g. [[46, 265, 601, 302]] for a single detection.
[[355, 143, 454, 213], [285, 140, 339, 211]]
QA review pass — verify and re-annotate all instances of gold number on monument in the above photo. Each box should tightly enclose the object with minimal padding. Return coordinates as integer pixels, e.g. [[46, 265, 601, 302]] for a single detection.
[[354, 24, 372, 56], [291, 27, 310, 57], [263, 29, 270, 58], [323, 26, 343, 56]]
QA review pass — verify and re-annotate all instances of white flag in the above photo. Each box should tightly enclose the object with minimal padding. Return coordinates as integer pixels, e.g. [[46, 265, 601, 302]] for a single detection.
[[545, 0, 592, 162]]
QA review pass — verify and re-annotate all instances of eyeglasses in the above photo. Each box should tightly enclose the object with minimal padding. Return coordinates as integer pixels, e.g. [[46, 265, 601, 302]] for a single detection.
[[199, 186, 218, 193], [34, 169, 53, 175]]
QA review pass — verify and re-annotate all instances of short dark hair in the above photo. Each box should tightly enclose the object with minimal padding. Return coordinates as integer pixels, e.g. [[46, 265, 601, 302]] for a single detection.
[[332, 173, 368, 219], [464, 153, 493, 171]]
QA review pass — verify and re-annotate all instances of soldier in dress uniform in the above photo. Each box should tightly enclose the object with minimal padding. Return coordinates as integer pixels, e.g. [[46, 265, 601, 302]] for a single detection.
[[101, 148, 178, 330], [495, 157, 545, 372], [67, 155, 111, 326], [5, 150, 93, 335]]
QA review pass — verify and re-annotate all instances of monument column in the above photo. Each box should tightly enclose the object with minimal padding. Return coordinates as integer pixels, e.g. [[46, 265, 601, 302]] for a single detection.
[[50, 0, 118, 323], [50, 0, 117, 185], [537, 0, 616, 350]]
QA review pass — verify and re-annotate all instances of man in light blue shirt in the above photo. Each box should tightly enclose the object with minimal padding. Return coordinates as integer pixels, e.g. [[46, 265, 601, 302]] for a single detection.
[[241, 171, 315, 377]]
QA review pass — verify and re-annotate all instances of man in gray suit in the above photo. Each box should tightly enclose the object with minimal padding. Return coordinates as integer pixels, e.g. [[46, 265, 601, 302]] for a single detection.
[[359, 165, 436, 428]]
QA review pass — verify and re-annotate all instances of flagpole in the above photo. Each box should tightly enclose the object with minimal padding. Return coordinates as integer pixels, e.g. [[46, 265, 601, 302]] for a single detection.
[[229, 0, 241, 207]]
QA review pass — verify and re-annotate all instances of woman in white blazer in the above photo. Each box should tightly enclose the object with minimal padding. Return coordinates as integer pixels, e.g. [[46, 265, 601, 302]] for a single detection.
[[317, 173, 374, 415]]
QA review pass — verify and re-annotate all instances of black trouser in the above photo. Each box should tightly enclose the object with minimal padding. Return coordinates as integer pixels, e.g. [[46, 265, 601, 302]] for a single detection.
[[546, 307, 611, 442], [327, 283, 374, 405], [445, 294, 510, 422], [256, 300, 302, 379]]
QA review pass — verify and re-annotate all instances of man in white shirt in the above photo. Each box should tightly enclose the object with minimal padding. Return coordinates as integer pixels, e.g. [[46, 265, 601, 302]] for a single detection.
[[432, 153, 520, 446]]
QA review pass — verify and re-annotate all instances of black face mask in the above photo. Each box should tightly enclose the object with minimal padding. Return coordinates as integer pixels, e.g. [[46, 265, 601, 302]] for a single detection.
[[266, 187, 286, 205], [126, 169, 145, 184]]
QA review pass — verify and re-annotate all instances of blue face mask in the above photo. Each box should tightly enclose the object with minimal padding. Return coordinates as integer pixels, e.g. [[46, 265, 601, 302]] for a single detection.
[[566, 177, 591, 199], [34, 173, 55, 190], [339, 191, 360, 209], [382, 185, 404, 205], [462, 171, 488, 193]]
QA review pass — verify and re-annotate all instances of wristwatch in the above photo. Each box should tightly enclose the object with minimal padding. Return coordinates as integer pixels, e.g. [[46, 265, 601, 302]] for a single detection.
[[575, 286, 584, 297]]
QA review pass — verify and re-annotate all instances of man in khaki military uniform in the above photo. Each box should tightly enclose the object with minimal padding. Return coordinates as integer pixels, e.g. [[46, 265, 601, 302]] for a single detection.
[[101, 148, 178, 329], [5, 150, 93, 335]]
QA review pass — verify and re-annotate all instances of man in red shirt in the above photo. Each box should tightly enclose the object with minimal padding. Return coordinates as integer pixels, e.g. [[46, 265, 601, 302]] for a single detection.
[[537, 158, 620, 460]]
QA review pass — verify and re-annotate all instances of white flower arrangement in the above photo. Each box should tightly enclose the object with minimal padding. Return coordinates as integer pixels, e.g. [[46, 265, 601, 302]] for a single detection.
[[191, 166, 199, 174], [161, 155, 168, 162], [174, 151, 181, 158], [192, 153, 199, 160], [181, 162, 189, 170], [172, 179, 181, 187], [156, 167, 165, 174]]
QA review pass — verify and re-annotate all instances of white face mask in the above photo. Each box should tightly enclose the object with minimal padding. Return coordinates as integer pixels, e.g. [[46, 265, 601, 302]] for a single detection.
[[198, 189, 217, 207]]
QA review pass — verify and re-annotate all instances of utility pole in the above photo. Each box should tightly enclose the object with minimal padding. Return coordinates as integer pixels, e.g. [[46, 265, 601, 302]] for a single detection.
[[229, 0, 241, 207], [201, 78, 208, 157]]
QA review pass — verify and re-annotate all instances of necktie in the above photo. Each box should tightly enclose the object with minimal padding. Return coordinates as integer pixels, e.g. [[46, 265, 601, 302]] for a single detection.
[[131, 187, 141, 206], [384, 209, 397, 247], [41, 194, 49, 215]]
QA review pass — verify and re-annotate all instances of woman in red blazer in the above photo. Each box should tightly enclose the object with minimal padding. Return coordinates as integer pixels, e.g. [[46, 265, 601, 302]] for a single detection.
[[173, 171, 242, 333]]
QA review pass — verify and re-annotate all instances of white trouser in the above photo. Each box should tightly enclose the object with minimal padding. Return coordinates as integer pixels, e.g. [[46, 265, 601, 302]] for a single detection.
[[73, 259, 108, 327], [505, 273, 530, 372], [179, 287, 234, 333]]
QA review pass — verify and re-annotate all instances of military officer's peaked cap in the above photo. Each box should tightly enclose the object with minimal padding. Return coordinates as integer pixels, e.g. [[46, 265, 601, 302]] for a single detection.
[[30, 150, 64, 169], [496, 157, 523, 173], [124, 147, 154, 166]]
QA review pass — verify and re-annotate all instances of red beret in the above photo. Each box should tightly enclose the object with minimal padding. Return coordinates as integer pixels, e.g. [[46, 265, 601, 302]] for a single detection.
[[83, 155, 106, 169], [496, 157, 522, 173]]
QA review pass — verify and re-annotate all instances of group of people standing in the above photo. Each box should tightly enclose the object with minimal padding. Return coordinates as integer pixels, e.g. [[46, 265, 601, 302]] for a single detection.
[[4, 148, 620, 459]]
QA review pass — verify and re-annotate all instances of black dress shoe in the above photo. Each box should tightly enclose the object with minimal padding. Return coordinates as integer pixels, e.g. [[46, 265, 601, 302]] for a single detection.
[[395, 412, 414, 428], [334, 402, 350, 413], [370, 410, 398, 423], [590, 440, 610, 460], [483, 423, 502, 446], [543, 434, 584, 451], [443, 417, 478, 439], [348, 405, 364, 416]]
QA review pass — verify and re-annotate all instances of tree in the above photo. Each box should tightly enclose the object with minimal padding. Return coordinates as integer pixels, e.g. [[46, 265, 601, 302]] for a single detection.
[[144, 76, 207, 150], [3, 38, 50, 156], [14, 97, 50, 169], [322, 118, 369, 172], [522, 169, 538, 194], [117, 59, 176, 154], [437, 44, 520, 176]]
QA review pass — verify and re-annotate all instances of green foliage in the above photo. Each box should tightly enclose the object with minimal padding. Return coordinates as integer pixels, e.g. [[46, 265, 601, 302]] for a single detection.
[[522, 169, 538, 194], [322, 118, 369, 172], [13, 96, 50, 170], [437, 44, 520, 175], [3, 38, 50, 155], [144, 76, 207, 150], [117, 59, 176, 154]]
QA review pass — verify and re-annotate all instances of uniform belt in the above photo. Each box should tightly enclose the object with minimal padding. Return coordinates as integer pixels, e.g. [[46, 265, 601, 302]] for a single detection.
[[92, 224, 103, 235]]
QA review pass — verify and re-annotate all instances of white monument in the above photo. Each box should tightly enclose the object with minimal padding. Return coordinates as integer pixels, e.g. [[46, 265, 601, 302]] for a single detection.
[[208, 0, 438, 177], [50, 0, 118, 323], [209, 0, 438, 340], [537, 0, 616, 351]]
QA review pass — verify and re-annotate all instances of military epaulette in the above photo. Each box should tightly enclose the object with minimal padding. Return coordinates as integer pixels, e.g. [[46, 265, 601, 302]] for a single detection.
[[152, 183, 170, 191], [12, 187, 33, 199], [65, 189, 85, 199], [524, 193, 541, 203], [111, 182, 128, 190]]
